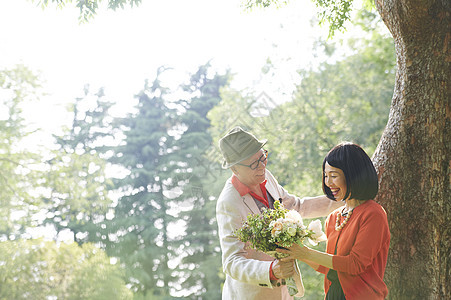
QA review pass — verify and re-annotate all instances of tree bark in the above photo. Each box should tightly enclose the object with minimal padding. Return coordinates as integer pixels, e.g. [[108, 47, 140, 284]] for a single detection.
[[373, 0, 450, 299]]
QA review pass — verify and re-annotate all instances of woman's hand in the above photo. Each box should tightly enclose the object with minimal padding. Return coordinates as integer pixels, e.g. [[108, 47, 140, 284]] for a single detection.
[[278, 243, 334, 269], [277, 244, 310, 261]]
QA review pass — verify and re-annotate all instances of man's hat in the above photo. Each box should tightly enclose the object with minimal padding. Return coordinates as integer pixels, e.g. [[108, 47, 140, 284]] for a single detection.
[[219, 126, 267, 169]]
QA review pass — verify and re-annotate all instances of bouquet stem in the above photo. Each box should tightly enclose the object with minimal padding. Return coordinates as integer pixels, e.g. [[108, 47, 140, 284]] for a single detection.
[[286, 276, 298, 296], [288, 260, 304, 298]]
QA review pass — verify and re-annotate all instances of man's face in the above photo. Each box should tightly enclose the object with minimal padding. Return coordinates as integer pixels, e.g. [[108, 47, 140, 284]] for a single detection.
[[233, 149, 267, 187]]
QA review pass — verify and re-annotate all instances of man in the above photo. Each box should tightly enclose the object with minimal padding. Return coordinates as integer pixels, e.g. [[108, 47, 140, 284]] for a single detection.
[[216, 126, 343, 299]]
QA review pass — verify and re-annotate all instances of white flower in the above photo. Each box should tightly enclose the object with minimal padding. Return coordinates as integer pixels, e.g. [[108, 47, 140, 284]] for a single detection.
[[308, 219, 323, 235], [308, 219, 327, 246], [285, 210, 303, 225], [287, 226, 297, 236]]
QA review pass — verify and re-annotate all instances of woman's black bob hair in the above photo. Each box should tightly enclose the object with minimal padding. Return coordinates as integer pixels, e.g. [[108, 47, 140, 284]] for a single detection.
[[322, 142, 379, 201]]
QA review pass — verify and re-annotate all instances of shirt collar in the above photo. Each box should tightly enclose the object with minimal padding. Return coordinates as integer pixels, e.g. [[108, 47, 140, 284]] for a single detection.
[[232, 174, 267, 197]]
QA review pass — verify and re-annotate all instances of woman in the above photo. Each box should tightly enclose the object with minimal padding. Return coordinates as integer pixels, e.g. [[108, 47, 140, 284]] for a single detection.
[[277, 142, 390, 300]]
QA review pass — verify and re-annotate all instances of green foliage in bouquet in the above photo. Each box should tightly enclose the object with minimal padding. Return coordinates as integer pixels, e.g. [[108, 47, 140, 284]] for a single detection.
[[234, 201, 285, 252], [234, 201, 314, 255]]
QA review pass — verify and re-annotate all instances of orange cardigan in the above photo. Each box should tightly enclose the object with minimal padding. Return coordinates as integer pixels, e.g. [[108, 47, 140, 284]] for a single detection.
[[317, 200, 390, 300]]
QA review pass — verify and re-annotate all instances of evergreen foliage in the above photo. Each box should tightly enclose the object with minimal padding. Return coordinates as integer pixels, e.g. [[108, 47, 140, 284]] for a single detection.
[[41, 85, 115, 244], [0, 65, 43, 240], [104, 68, 178, 297], [268, 25, 395, 197], [33, 0, 142, 22], [173, 63, 229, 299], [242, 0, 374, 37], [0, 239, 131, 299]]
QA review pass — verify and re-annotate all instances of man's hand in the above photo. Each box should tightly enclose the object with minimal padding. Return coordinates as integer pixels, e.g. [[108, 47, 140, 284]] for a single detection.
[[272, 259, 295, 279]]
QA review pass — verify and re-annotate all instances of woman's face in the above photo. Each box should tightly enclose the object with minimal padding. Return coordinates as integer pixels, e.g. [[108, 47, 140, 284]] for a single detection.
[[324, 162, 347, 201]]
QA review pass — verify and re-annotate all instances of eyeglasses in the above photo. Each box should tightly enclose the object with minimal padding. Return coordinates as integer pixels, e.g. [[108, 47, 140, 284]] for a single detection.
[[237, 150, 268, 170]]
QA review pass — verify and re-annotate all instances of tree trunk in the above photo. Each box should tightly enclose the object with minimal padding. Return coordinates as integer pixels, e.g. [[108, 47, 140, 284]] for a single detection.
[[373, 0, 450, 299]]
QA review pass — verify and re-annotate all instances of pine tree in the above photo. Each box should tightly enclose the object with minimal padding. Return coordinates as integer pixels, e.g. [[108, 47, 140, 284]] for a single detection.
[[42, 85, 114, 244], [0, 65, 43, 240], [172, 64, 230, 299], [106, 68, 178, 297]]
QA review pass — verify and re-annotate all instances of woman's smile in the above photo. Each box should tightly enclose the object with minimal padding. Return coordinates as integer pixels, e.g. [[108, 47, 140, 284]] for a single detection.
[[330, 188, 340, 197]]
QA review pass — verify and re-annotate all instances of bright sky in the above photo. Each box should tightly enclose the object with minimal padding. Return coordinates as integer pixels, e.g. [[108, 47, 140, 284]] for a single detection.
[[0, 0, 332, 139]]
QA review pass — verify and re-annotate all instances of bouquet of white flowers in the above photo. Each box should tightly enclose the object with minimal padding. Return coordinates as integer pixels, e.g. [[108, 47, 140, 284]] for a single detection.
[[234, 201, 326, 297]]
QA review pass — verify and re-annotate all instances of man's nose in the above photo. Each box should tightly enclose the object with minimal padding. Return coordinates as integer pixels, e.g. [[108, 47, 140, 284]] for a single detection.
[[257, 159, 266, 169]]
